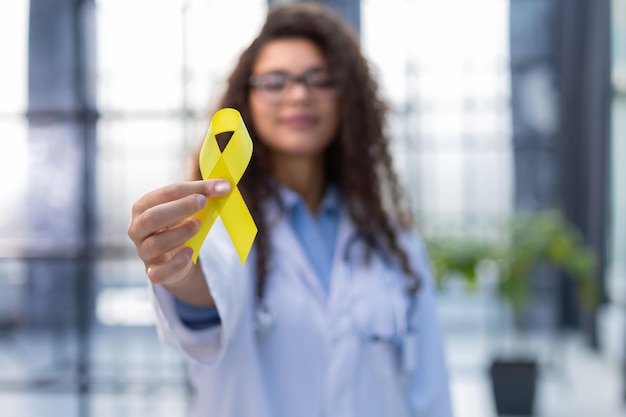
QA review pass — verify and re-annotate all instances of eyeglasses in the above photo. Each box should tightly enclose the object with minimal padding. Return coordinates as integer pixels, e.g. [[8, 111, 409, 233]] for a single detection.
[[249, 68, 337, 103]]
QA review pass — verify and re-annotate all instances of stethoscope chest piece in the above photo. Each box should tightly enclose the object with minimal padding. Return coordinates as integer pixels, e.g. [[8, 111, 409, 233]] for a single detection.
[[255, 302, 275, 333]]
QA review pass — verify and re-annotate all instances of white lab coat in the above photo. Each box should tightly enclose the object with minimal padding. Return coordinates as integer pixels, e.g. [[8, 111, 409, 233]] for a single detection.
[[151, 202, 454, 417]]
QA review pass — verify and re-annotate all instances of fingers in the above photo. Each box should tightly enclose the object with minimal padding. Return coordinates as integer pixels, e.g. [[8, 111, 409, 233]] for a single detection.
[[207, 180, 232, 197], [139, 217, 202, 263], [128, 179, 231, 243], [127, 179, 232, 288], [130, 193, 206, 243], [132, 179, 231, 217], [146, 246, 195, 286]]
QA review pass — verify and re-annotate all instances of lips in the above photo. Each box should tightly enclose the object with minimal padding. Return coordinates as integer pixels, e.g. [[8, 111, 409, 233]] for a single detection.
[[281, 114, 317, 128]]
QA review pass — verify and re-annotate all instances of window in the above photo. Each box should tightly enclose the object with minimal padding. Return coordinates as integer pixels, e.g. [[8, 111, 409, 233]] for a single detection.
[[0, 0, 29, 243], [362, 0, 512, 237], [608, 0, 626, 316]]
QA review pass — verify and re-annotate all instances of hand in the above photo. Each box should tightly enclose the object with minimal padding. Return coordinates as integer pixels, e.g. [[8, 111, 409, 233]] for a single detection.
[[127, 179, 231, 304]]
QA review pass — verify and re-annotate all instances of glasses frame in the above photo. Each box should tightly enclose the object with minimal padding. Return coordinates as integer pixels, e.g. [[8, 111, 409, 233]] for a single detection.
[[249, 67, 338, 103]]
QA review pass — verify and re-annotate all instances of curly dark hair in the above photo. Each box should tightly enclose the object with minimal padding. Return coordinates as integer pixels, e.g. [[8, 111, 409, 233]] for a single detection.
[[192, 2, 420, 299]]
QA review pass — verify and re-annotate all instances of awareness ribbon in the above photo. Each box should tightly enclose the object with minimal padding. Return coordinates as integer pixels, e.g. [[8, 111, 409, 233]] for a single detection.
[[185, 108, 257, 264]]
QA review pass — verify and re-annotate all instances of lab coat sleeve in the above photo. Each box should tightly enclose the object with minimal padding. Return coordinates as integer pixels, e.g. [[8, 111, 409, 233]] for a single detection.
[[405, 234, 455, 417], [150, 219, 250, 366]]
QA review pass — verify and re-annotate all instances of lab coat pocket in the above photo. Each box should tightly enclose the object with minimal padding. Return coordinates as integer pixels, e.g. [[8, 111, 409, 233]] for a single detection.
[[348, 263, 408, 378]]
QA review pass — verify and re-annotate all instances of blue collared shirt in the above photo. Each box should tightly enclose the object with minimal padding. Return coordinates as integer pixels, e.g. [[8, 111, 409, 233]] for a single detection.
[[175, 185, 340, 329]]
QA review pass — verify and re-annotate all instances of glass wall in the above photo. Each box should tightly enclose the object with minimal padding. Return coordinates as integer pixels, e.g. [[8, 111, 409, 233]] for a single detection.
[[93, 0, 267, 412], [0, 3, 29, 244], [363, 0, 512, 237], [0, 0, 34, 391], [94, 0, 267, 319], [605, 0, 626, 358], [3, 1, 624, 416], [0, 0, 512, 413]]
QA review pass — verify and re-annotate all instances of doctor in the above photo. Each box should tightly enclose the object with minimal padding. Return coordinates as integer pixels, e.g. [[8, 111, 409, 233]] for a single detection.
[[128, 3, 453, 417]]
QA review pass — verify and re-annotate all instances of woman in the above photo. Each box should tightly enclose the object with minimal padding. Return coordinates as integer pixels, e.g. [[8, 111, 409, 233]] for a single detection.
[[128, 3, 453, 417]]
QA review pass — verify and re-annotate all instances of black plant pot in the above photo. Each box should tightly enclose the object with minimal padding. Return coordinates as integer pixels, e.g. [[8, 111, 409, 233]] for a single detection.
[[489, 358, 538, 416]]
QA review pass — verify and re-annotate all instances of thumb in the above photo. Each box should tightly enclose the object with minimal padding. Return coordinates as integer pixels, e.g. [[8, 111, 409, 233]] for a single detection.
[[205, 179, 231, 197]]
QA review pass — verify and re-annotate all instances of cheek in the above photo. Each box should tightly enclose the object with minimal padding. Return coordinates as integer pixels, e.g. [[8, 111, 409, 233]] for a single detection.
[[249, 96, 273, 140], [323, 103, 340, 137]]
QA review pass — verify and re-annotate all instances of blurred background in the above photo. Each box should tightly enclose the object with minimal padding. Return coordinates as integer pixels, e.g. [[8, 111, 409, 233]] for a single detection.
[[0, 0, 624, 416]]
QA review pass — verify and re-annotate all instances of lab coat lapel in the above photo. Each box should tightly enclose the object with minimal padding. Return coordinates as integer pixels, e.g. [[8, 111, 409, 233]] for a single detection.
[[270, 209, 328, 306], [326, 208, 357, 314]]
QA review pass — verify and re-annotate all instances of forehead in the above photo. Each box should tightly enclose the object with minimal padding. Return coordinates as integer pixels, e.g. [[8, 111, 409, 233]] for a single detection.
[[253, 38, 328, 73]]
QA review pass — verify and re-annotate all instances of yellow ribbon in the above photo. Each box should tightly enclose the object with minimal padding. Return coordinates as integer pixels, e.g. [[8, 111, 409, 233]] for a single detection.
[[185, 108, 257, 264]]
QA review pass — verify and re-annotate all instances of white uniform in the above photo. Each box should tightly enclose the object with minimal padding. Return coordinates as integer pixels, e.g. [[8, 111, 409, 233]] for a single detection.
[[151, 202, 454, 417]]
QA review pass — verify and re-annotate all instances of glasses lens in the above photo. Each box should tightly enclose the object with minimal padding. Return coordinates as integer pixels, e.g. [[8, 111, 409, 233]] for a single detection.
[[304, 69, 336, 90], [257, 72, 288, 92]]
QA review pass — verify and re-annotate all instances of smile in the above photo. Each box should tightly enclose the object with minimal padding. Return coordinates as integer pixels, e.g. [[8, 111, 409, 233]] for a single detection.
[[281, 115, 318, 128]]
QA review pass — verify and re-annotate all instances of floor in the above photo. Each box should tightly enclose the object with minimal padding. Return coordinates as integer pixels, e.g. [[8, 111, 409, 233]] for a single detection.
[[1, 290, 625, 417], [446, 329, 625, 417], [440, 286, 626, 417]]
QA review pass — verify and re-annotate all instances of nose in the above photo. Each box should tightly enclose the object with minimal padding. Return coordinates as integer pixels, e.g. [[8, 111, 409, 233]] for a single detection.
[[284, 79, 312, 102]]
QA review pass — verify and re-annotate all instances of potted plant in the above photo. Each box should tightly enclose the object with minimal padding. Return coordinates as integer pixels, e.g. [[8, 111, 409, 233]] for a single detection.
[[426, 209, 598, 416]]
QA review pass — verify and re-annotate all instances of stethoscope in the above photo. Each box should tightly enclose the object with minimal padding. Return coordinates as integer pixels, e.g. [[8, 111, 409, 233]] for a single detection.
[[341, 231, 418, 373], [253, 230, 418, 372]]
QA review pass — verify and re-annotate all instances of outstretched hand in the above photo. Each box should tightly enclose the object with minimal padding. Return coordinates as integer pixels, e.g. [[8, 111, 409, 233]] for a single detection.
[[127, 179, 231, 305]]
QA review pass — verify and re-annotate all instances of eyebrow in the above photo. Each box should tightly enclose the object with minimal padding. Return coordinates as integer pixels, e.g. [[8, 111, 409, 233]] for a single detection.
[[253, 65, 329, 75]]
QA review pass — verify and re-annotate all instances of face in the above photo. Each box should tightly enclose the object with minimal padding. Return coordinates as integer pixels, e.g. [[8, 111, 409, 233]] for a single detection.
[[249, 38, 339, 162]]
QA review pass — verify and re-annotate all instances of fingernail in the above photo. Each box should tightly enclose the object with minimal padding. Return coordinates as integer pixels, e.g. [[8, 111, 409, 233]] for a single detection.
[[213, 180, 231, 194], [197, 194, 207, 208]]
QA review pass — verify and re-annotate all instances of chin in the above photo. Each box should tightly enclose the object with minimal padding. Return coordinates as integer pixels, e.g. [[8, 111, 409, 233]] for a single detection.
[[287, 132, 332, 147], [272, 142, 327, 159]]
